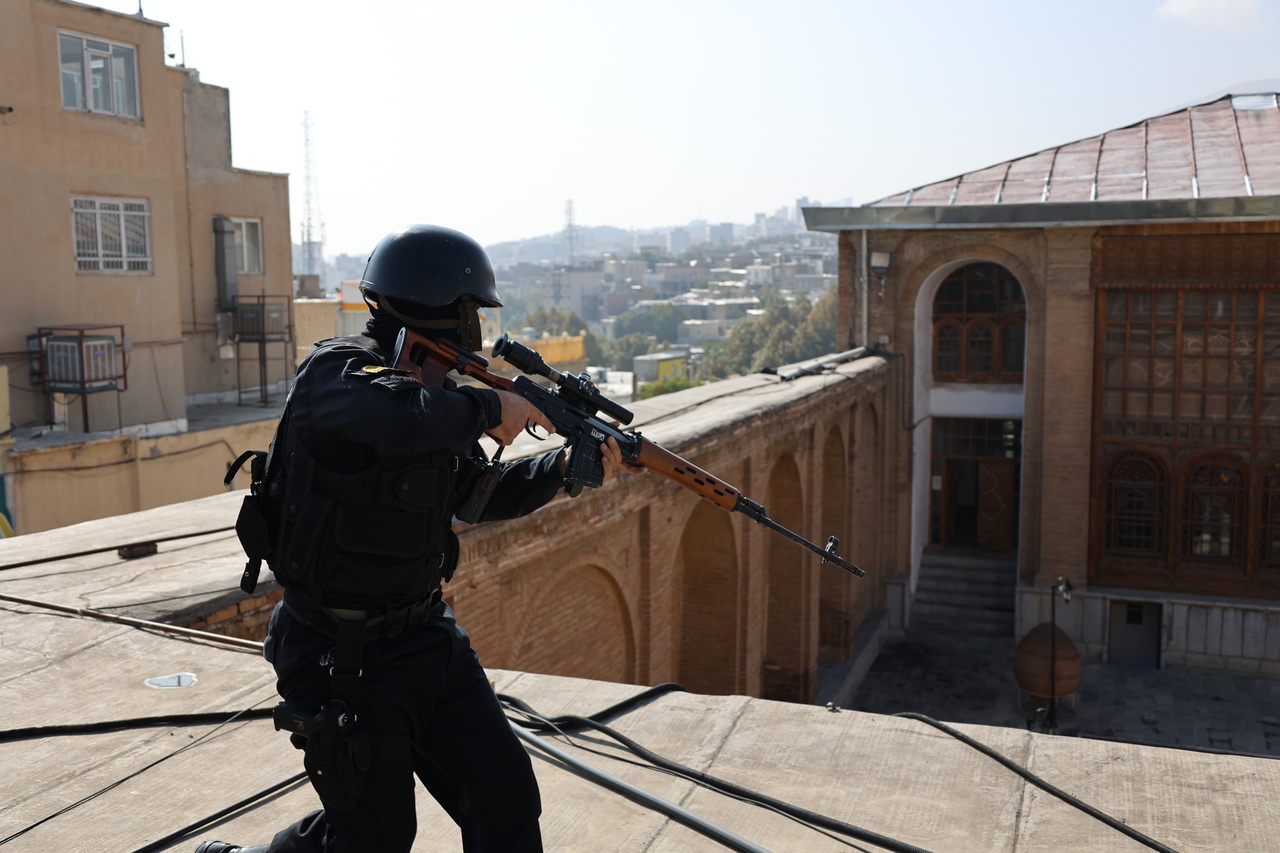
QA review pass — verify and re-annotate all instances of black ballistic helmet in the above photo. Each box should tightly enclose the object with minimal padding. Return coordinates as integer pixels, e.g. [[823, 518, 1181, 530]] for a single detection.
[[359, 225, 502, 310]]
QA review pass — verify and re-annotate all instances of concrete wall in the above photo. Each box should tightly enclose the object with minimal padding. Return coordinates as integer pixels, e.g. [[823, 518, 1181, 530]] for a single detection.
[[6, 416, 278, 534], [1018, 586, 1280, 677], [293, 298, 340, 362]]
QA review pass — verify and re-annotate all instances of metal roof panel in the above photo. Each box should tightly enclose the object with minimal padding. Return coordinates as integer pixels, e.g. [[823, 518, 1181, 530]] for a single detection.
[[1137, 111, 1196, 200], [1191, 100, 1248, 197], [905, 177, 961, 206], [953, 163, 1011, 205], [1095, 125, 1148, 200], [864, 93, 1280, 210], [1047, 137, 1103, 202], [999, 150, 1058, 204], [1236, 100, 1280, 195]]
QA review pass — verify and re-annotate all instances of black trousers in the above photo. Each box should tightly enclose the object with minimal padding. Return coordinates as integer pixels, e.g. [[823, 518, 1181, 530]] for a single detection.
[[261, 599, 543, 853]]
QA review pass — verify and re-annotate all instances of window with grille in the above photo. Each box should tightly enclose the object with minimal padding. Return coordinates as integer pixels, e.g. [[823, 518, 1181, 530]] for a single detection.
[[932, 263, 1026, 382], [1263, 462, 1280, 570], [1104, 452, 1167, 559], [59, 32, 138, 118], [1181, 455, 1246, 568], [1092, 232, 1280, 595], [72, 196, 152, 273]]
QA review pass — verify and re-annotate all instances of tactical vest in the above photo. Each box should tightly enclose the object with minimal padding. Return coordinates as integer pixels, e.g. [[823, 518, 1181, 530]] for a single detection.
[[231, 336, 474, 608], [270, 417, 463, 606]]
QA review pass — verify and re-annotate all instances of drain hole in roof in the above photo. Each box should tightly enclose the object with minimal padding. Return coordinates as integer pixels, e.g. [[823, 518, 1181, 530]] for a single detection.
[[144, 672, 198, 689]]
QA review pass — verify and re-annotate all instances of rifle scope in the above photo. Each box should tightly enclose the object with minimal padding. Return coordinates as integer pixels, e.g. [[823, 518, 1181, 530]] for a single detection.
[[492, 334, 634, 426]]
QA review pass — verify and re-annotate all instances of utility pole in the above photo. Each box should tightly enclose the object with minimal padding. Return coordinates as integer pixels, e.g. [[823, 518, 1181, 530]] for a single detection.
[[564, 199, 576, 268], [301, 111, 325, 284]]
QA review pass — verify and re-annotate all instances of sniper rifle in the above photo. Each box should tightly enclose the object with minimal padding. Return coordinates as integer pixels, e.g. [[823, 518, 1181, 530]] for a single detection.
[[392, 328, 863, 578]]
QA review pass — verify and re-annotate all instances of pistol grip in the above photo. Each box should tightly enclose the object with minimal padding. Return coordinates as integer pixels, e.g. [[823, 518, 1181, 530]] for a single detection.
[[564, 439, 604, 493]]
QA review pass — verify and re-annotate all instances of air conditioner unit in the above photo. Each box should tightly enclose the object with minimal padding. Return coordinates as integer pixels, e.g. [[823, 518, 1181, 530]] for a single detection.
[[46, 336, 118, 392], [236, 302, 288, 341]]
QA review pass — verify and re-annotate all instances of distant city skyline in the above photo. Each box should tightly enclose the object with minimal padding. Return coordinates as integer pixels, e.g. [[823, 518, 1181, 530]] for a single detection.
[[90, 0, 1280, 256]]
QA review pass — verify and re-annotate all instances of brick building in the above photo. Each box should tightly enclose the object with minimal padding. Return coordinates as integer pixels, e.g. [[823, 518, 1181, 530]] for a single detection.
[[806, 89, 1280, 674]]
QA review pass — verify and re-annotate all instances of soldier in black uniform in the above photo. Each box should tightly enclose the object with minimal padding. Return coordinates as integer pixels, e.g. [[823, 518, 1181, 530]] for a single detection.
[[200, 225, 641, 853]]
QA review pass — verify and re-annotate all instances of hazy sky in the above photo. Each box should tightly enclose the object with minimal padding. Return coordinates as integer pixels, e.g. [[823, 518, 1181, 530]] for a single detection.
[[90, 0, 1280, 256]]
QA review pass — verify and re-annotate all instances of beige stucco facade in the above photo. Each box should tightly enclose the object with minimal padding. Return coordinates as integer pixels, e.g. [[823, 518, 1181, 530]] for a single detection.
[[0, 0, 292, 533]]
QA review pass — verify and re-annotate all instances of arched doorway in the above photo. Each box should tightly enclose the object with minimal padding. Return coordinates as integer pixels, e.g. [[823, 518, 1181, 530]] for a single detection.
[[927, 262, 1026, 552]]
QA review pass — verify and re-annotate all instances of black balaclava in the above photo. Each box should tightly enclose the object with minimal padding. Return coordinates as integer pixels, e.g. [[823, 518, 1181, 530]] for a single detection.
[[363, 296, 482, 353]]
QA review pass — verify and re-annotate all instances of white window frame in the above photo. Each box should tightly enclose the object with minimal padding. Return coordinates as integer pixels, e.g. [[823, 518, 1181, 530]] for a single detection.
[[72, 196, 152, 274], [59, 31, 140, 119], [229, 217, 264, 274]]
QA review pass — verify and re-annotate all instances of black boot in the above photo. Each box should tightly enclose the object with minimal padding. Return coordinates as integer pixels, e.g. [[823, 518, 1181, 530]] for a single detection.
[[194, 843, 269, 853]]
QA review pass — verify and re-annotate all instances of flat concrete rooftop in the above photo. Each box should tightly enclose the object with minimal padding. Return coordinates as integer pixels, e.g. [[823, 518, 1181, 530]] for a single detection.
[[2, 495, 1278, 852]]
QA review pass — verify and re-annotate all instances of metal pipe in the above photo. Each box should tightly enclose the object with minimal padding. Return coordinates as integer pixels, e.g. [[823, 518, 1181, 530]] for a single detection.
[[860, 229, 869, 347], [0, 592, 264, 652], [778, 347, 868, 381], [510, 724, 774, 853]]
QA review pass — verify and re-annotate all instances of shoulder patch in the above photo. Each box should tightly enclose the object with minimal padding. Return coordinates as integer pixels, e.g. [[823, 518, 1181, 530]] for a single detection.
[[361, 365, 405, 375]]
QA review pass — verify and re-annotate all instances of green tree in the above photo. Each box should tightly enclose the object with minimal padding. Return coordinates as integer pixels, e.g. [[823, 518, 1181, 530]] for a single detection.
[[521, 306, 588, 336], [614, 304, 688, 343], [637, 375, 700, 399], [602, 332, 667, 371], [696, 286, 838, 380], [510, 306, 605, 366]]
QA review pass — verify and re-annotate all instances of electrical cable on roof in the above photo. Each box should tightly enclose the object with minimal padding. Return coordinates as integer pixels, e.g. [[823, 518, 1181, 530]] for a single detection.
[[0, 703, 273, 847], [893, 713, 1181, 853], [0, 709, 275, 743], [0, 595, 1186, 853], [500, 691, 939, 853], [510, 723, 776, 853], [505, 700, 879, 853], [0, 526, 235, 572], [129, 772, 308, 853]]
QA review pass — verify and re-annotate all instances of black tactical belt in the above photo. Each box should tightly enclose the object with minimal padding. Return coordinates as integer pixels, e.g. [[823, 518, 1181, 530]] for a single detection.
[[282, 587, 441, 642]]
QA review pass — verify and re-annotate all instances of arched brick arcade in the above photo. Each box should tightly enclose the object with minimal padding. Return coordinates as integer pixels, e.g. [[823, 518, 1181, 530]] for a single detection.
[[676, 501, 739, 695], [446, 362, 900, 705]]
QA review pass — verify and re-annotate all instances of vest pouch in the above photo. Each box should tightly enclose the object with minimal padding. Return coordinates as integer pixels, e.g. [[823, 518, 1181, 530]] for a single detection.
[[333, 505, 433, 558], [274, 452, 333, 588], [317, 504, 446, 602], [380, 468, 443, 513], [235, 494, 272, 563]]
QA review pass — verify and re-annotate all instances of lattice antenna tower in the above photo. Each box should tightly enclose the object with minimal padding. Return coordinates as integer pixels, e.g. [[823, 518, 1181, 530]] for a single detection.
[[564, 199, 575, 268], [301, 111, 325, 279]]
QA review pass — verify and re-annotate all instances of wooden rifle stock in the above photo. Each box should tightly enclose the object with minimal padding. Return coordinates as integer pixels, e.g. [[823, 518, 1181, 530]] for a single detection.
[[393, 327, 514, 392], [630, 439, 739, 514], [390, 327, 864, 577]]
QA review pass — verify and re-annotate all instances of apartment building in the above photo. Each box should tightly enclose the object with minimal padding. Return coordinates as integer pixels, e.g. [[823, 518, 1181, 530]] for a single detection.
[[0, 0, 292, 533]]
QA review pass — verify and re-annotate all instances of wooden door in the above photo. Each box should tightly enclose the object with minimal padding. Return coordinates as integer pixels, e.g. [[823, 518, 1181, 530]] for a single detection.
[[977, 459, 1016, 551]]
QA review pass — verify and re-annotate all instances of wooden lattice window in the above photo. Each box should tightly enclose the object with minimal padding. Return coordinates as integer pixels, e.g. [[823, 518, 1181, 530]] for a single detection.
[[932, 263, 1026, 382], [1104, 452, 1167, 559], [1001, 323, 1026, 374], [1182, 455, 1247, 567], [935, 322, 962, 374], [1093, 234, 1280, 597], [1263, 462, 1280, 570]]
